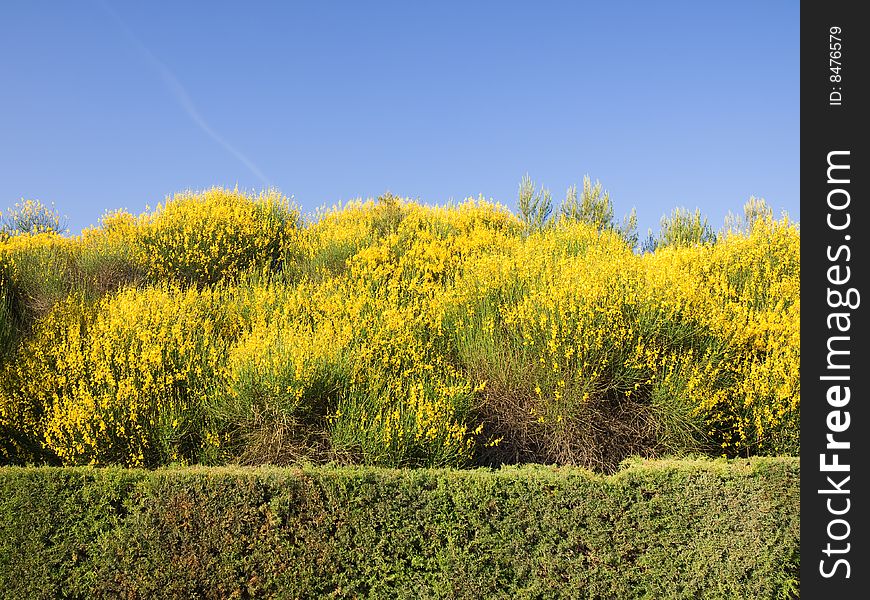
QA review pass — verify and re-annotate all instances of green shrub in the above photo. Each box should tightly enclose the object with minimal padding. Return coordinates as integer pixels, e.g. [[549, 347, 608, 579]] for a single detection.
[[517, 174, 553, 232], [558, 175, 638, 247], [0, 458, 799, 599], [650, 207, 717, 250]]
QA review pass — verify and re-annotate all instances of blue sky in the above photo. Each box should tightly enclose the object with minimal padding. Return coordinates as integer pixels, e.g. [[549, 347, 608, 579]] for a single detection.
[[1, 1, 799, 236]]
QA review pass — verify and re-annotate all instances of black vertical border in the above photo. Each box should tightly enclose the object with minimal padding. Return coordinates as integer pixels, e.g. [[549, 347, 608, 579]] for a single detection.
[[801, 1, 868, 597]]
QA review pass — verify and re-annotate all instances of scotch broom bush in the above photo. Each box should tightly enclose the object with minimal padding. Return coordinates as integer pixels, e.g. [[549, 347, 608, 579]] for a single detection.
[[0, 285, 247, 466], [134, 187, 300, 285]]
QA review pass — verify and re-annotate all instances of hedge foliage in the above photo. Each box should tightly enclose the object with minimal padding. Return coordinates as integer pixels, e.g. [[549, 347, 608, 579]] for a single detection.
[[0, 457, 799, 599]]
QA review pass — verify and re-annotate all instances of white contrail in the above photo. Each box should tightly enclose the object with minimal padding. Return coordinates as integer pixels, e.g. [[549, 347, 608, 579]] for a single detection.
[[144, 59, 271, 186], [97, 1, 271, 187]]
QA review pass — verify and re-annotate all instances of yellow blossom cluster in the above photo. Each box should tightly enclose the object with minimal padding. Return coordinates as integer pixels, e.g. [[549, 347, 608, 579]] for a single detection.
[[133, 187, 300, 284], [0, 285, 244, 466]]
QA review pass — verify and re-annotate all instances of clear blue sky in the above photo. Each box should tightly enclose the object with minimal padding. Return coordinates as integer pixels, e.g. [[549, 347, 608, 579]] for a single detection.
[[1, 1, 799, 236]]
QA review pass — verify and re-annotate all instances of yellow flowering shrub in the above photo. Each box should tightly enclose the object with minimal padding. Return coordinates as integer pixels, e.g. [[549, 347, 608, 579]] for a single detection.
[[328, 287, 477, 468], [0, 216, 143, 340], [0, 284, 14, 364], [0, 242, 21, 362], [1, 285, 245, 466], [0, 192, 800, 469], [216, 280, 352, 463], [303, 199, 524, 465], [135, 187, 300, 285], [75, 210, 145, 295], [429, 212, 800, 466], [298, 194, 410, 281], [301, 194, 520, 282], [643, 216, 800, 455], [0, 296, 90, 464], [215, 274, 477, 467], [0, 232, 80, 319], [440, 224, 690, 468], [0, 201, 76, 332]]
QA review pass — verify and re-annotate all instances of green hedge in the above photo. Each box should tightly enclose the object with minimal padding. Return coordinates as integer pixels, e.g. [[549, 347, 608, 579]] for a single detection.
[[0, 458, 799, 599]]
